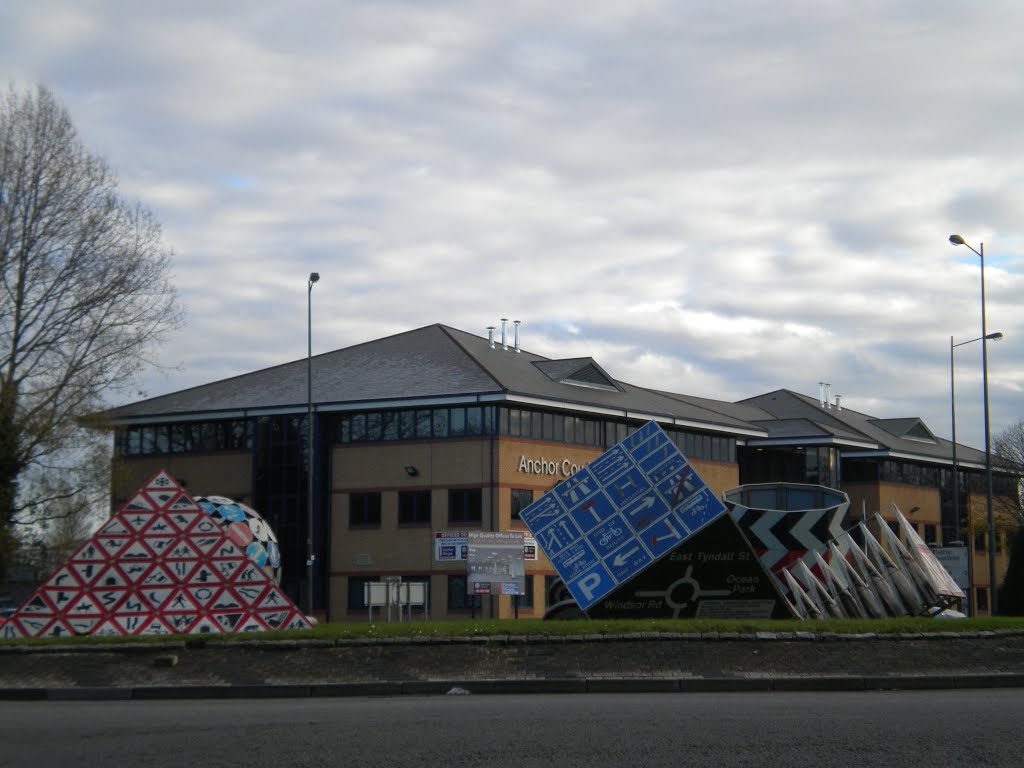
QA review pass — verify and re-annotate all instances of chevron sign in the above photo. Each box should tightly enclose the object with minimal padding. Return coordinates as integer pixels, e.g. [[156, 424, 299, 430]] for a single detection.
[[724, 484, 853, 592]]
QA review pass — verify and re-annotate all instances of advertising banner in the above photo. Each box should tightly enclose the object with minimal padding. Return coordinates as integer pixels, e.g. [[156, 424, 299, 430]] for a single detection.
[[434, 531, 537, 561], [466, 531, 526, 596]]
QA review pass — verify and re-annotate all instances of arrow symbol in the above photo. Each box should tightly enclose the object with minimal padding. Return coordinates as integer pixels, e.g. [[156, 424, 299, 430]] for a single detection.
[[626, 496, 657, 517], [612, 546, 641, 568]]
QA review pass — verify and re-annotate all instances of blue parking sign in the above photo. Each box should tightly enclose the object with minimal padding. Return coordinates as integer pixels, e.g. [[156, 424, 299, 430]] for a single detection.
[[517, 421, 728, 611]]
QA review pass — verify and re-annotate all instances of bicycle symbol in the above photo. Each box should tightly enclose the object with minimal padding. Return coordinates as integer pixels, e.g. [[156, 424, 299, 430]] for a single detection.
[[598, 527, 623, 547]]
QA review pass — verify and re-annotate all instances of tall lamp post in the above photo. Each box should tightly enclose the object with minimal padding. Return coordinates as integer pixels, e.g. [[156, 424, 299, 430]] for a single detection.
[[950, 331, 1002, 617], [306, 271, 320, 616], [949, 234, 999, 614]]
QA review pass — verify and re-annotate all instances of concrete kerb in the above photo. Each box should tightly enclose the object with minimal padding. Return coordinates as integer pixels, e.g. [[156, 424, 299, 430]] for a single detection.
[[3, 630, 1024, 700], [3, 674, 1024, 701]]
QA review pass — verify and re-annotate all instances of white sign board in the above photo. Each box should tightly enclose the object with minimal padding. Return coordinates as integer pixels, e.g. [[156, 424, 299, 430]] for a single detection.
[[434, 530, 538, 561], [434, 531, 469, 562], [932, 546, 970, 591], [467, 531, 526, 596]]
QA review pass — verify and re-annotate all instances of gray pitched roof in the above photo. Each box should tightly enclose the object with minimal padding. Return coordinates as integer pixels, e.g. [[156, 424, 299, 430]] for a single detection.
[[107, 324, 766, 437], [107, 325, 987, 467], [738, 389, 987, 466]]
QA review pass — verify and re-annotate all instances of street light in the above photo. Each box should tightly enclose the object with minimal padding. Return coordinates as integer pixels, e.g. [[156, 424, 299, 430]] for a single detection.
[[306, 271, 319, 616], [950, 331, 1002, 617], [949, 234, 999, 614]]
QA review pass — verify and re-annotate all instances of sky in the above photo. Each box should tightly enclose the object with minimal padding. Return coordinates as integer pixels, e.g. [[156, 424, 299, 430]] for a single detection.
[[2, 0, 1023, 452]]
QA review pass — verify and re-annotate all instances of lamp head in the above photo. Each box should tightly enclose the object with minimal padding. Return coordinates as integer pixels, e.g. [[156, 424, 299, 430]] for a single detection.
[[949, 234, 966, 246], [309, 272, 320, 283], [988, 332, 1004, 340]]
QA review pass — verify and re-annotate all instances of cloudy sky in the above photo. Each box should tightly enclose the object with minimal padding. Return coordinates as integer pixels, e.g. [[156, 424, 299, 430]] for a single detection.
[[3, 1, 1022, 451]]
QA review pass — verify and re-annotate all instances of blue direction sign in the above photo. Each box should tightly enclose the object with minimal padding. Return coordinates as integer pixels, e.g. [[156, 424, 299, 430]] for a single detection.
[[519, 420, 728, 610]]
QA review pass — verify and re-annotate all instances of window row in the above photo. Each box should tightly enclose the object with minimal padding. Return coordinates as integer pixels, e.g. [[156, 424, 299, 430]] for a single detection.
[[117, 419, 254, 456], [347, 574, 540, 611], [117, 407, 741, 464], [336, 405, 736, 462], [349, 489, 482, 528]]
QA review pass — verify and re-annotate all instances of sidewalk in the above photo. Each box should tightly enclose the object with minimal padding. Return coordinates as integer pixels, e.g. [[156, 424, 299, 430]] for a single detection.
[[2, 629, 1024, 700]]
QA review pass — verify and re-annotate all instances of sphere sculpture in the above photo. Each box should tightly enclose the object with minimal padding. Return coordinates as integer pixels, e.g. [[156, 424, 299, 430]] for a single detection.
[[195, 495, 282, 584]]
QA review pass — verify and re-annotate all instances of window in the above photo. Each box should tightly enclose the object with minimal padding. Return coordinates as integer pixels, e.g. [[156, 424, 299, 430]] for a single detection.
[[447, 574, 481, 611], [449, 488, 482, 524], [399, 490, 432, 526], [544, 575, 566, 607], [975, 530, 986, 553], [976, 586, 989, 612], [510, 489, 534, 521], [924, 524, 938, 545], [348, 576, 379, 610], [349, 492, 381, 527], [517, 575, 535, 609]]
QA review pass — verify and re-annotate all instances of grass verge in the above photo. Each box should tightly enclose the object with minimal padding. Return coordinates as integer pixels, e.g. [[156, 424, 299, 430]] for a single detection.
[[3, 616, 1024, 647]]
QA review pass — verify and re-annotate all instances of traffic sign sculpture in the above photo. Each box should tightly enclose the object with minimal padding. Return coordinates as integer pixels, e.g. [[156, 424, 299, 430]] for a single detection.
[[0, 470, 312, 637]]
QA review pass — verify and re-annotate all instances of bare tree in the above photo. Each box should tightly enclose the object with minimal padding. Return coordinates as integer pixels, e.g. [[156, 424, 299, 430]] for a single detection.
[[993, 418, 1024, 529], [0, 84, 182, 578], [995, 419, 1024, 614]]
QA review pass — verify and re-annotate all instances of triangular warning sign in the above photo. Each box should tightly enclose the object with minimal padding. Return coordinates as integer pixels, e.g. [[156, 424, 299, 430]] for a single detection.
[[3, 468, 313, 637]]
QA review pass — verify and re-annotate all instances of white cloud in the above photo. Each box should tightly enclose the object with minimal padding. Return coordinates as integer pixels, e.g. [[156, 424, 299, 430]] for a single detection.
[[2, 0, 1023, 450]]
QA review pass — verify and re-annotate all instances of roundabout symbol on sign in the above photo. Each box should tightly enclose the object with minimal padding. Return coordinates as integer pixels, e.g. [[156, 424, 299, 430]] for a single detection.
[[634, 565, 731, 618]]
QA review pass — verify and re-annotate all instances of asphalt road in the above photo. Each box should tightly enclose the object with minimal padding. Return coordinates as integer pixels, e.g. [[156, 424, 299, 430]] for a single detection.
[[2, 690, 1019, 767]]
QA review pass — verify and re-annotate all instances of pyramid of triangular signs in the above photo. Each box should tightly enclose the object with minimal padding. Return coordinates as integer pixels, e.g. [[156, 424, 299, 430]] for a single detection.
[[0, 470, 313, 639]]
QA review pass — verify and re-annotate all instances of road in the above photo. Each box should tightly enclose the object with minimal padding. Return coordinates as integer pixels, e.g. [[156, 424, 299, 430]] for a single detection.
[[1, 690, 1019, 767]]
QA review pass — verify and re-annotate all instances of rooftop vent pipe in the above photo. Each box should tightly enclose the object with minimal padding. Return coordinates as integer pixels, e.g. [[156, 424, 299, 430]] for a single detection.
[[834, 394, 842, 411], [514, 320, 521, 353], [501, 318, 508, 350], [487, 326, 495, 349]]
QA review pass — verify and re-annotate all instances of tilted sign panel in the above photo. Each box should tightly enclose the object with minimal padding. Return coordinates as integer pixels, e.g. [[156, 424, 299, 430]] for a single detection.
[[519, 421, 728, 611], [586, 514, 794, 619]]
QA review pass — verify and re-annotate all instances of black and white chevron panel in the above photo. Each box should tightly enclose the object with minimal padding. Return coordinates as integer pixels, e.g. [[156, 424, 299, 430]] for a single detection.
[[728, 502, 854, 592]]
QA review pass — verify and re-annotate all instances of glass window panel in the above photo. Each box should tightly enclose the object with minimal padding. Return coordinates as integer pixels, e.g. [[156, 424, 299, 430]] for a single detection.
[[450, 408, 466, 436], [448, 489, 482, 523], [519, 575, 534, 609], [382, 411, 399, 440], [416, 410, 432, 438], [350, 413, 366, 442], [433, 409, 449, 438], [530, 411, 543, 439], [466, 407, 483, 435], [447, 575, 482, 611], [399, 411, 415, 439], [511, 489, 534, 520], [399, 490, 432, 525], [349, 492, 382, 527], [509, 409, 522, 437], [170, 424, 189, 453], [348, 576, 379, 610], [366, 412, 382, 441]]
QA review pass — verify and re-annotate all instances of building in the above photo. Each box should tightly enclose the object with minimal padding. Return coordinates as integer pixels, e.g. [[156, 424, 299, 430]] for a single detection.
[[106, 322, 1018, 619]]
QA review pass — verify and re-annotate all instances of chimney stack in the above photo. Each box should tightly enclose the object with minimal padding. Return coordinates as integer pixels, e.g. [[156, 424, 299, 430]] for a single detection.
[[513, 320, 521, 353], [487, 326, 495, 349], [500, 318, 508, 350]]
